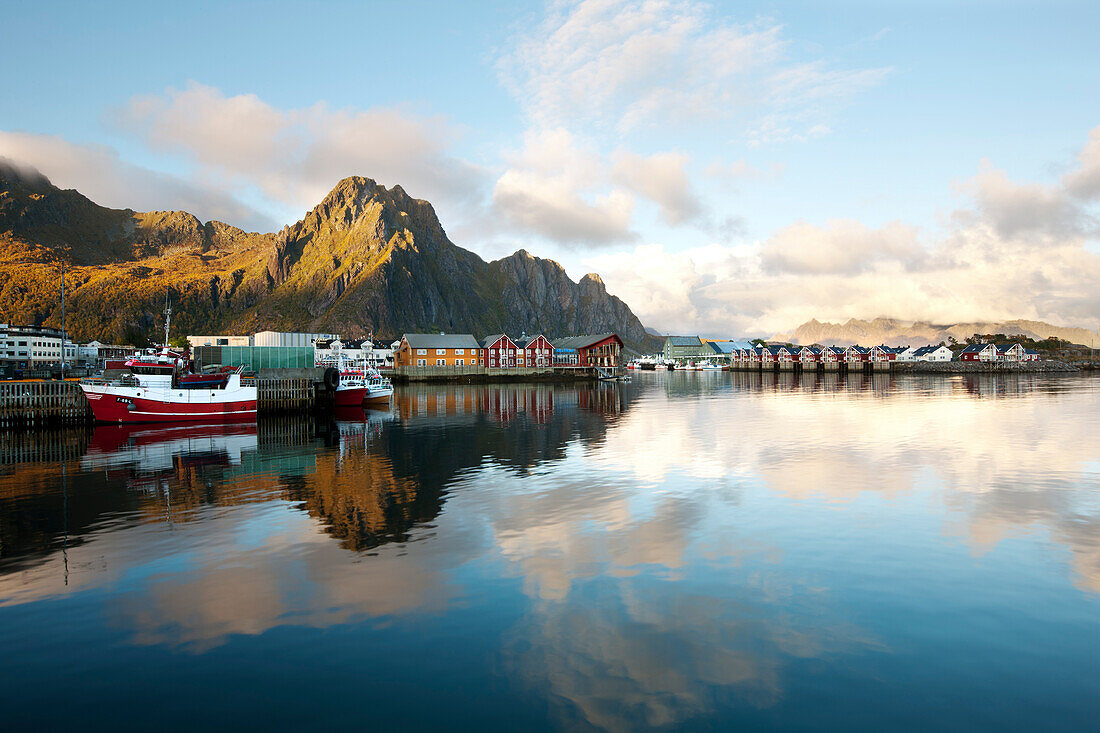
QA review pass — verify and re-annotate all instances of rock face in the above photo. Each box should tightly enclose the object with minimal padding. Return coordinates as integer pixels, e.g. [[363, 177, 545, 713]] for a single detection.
[[0, 162, 659, 351], [773, 317, 1100, 348]]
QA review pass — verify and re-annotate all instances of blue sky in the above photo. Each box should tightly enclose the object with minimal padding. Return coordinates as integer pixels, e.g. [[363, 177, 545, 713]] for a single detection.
[[3, 0, 1099, 335]]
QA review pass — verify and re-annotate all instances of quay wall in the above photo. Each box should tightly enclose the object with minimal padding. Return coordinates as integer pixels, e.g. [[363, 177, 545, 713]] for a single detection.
[[393, 365, 601, 383]]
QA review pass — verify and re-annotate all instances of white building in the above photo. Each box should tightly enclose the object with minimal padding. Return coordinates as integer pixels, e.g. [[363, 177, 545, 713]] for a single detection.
[[253, 331, 339, 348], [188, 334, 251, 348], [912, 345, 954, 362], [0, 324, 77, 367]]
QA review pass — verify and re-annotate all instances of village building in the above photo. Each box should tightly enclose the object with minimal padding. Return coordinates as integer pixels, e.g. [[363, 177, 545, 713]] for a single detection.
[[995, 343, 1027, 362], [959, 343, 997, 362], [662, 335, 706, 361], [395, 333, 481, 367], [797, 346, 821, 364], [553, 334, 624, 368], [516, 334, 555, 368], [911, 345, 953, 362], [481, 334, 522, 368]]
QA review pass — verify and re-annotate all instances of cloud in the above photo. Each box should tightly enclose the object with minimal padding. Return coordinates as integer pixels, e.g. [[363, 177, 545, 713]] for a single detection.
[[115, 81, 488, 222], [501, 0, 889, 137], [956, 161, 1089, 239], [585, 126, 1100, 336], [759, 219, 925, 275], [491, 128, 638, 246], [0, 130, 276, 231], [612, 151, 703, 225], [1063, 125, 1100, 200]]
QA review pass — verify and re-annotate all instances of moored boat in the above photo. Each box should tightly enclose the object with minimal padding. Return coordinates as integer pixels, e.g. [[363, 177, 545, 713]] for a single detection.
[[80, 351, 256, 424], [364, 369, 394, 404]]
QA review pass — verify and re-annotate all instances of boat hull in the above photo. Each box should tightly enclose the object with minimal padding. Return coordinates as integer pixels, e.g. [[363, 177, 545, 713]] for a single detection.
[[81, 384, 256, 424], [334, 387, 368, 406], [364, 386, 393, 404]]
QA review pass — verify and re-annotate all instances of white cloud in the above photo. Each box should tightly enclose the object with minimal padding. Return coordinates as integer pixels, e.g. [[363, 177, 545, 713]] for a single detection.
[[612, 150, 703, 225], [585, 127, 1100, 336], [759, 219, 925, 275], [491, 127, 638, 246], [0, 130, 276, 231], [501, 0, 889, 137], [116, 81, 487, 222]]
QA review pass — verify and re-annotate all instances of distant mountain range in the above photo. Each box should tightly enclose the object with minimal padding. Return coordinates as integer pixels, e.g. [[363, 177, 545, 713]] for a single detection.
[[771, 317, 1100, 348], [0, 159, 660, 351]]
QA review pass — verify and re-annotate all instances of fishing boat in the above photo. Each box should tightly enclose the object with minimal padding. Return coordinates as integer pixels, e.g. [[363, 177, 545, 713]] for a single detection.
[[78, 300, 257, 424], [364, 368, 394, 404], [80, 351, 256, 423]]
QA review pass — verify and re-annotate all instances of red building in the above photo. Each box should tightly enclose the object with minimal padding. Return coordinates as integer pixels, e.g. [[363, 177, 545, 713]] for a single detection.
[[552, 333, 624, 368], [516, 334, 555, 368], [480, 334, 520, 368]]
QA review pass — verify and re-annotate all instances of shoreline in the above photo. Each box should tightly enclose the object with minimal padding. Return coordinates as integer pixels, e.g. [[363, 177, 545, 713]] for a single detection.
[[890, 361, 1080, 374]]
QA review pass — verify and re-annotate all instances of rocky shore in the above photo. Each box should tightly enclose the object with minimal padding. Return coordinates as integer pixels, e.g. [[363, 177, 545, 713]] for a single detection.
[[891, 361, 1079, 374]]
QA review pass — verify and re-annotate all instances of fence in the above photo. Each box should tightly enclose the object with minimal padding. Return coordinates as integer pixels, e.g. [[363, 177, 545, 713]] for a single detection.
[[255, 377, 316, 412], [0, 381, 91, 427]]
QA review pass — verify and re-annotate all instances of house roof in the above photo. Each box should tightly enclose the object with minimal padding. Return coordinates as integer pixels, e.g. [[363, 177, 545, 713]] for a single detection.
[[480, 334, 512, 349], [402, 333, 481, 349], [995, 343, 1022, 353], [1025, 348, 1039, 354], [515, 334, 548, 349], [912, 345, 939, 356], [553, 333, 622, 350], [706, 341, 744, 354], [664, 335, 703, 347], [960, 343, 992, 353]]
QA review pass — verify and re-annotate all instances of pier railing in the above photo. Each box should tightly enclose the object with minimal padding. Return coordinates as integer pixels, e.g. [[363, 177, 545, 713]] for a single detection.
[[0, 381, 90, 427]]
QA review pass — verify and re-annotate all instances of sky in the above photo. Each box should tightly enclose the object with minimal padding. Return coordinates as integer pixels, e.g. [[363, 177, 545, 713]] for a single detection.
[[2, 0, 1099, 337]]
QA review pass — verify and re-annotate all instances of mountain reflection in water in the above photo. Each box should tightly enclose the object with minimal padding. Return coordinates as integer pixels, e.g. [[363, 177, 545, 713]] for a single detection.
[[0, 374, 1098, 731]]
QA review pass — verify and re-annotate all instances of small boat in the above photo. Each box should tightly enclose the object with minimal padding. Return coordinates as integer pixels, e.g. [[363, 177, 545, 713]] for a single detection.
[[364, 369, 394, 404], [700, 362, 722, 371]]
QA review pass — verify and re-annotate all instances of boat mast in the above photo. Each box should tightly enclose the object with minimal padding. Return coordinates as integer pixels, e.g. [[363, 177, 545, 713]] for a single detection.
[[163, 291, 172, 349]]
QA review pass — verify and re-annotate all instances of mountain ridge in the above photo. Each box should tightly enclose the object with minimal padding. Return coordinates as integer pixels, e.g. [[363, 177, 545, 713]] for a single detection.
[[0, 160, 659, 351]]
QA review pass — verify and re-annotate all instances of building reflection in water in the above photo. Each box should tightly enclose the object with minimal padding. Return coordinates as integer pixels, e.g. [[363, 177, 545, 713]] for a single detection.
[[0, 375, 1097, 729]]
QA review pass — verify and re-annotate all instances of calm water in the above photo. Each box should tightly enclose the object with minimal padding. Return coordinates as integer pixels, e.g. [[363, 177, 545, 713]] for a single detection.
[[2, 372, 1099, 731]]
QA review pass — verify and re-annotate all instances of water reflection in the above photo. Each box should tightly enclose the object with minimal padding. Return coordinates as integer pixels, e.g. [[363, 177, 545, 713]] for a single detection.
[[0, 375, 1098, 729]]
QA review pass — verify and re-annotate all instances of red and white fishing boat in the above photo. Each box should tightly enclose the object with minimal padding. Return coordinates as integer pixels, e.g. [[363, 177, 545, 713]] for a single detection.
[[80, 349, 257, 424], [334, 369, 369, 407], [79, 301, 256, 424]]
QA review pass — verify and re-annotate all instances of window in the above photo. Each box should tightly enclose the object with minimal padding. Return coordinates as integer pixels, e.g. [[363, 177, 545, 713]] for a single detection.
[[417, 359, 427, 366], [456, 359, 464, 366], [436, 348, 446, 355], [455, 349, 464, 355], [436, 359, 446, 366], [417, 349, 427, 355]]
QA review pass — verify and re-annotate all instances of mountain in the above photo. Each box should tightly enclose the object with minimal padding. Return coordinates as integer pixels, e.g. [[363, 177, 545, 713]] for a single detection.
[[0, 159, 659, 351], [772, 317, 1100, 348]]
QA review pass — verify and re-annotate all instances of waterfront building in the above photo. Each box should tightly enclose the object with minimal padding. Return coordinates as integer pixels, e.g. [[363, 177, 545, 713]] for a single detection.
[[395, 334, 481, 367], [553, 334, 624, 368], [481, 334, 521, 368], [959, 343, 997, 362], [253, 331, 340, 348], [187, 334, 252, 348], [821, 346, 845, 364], [516, 334, 555, 368], [797, 346, 821, 365], [662, 335, 706, 361], [994, 343, 1027, 362], [871, 345, 903, 362], [0, 324, 77, 369], [912, 345, 953, 362], [845, 345, 871, 363]]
